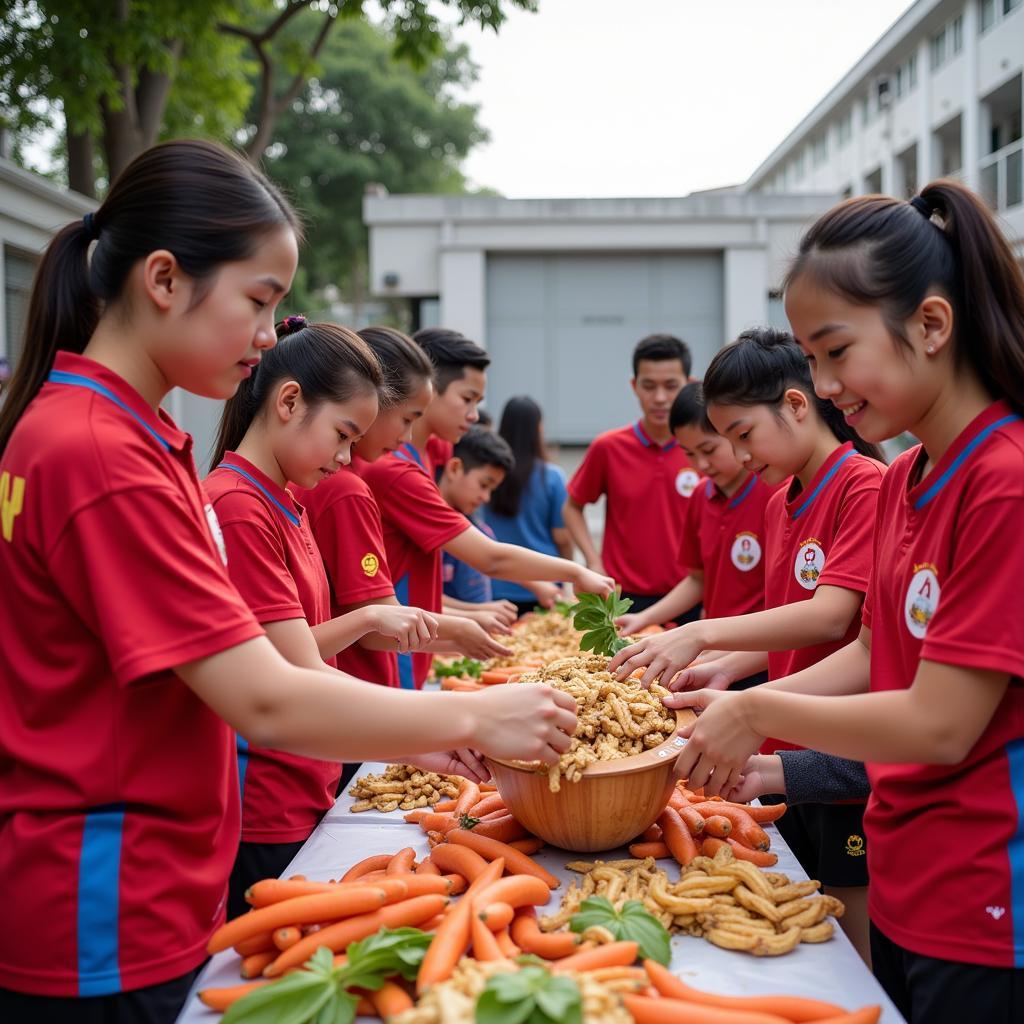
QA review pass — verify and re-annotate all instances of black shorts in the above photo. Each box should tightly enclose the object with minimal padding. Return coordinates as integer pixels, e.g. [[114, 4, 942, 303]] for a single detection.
[[0, 967, 201, 1024], [620, 591, 702, 626], [227, 838, 308, 920], [871, 922, 1024, 1024], [771, 800, 869, 887], [731, 670, 769, 691]]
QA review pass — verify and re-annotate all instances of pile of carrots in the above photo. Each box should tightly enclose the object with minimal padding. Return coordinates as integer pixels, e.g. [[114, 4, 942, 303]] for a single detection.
[[404, 777, 539, 848], [627, 960, 881, 1024], [438, 662, 541, 692], [629, 784, 787, 868]]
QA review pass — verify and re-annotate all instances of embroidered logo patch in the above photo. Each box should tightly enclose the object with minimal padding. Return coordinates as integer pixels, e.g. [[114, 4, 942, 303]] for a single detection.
[[845, 834, 865, 857], [204, 503, 228, 566], [904, 564, 940, 640], [675, 469, 700, 498], [0, 471, 25, 543], [361, 553, 380, 578], [794, 538, 825, 590], [731, 531, 762, 572]]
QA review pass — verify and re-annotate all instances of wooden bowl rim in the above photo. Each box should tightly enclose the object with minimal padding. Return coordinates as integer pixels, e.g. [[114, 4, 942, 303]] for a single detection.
[[486, 707, 692, 780]]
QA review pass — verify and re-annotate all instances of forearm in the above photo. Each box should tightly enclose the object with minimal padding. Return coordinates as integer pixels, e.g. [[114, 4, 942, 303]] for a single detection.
[[762, 635, 870, 696], [633, 575, 703, 628], [309, 608, 374, 659], [486, 543, 582, 583], [554, 535, 574, 561], [443, 596, 478, 611], [713, 650, 769, 684], [563, 503, 600, 566]]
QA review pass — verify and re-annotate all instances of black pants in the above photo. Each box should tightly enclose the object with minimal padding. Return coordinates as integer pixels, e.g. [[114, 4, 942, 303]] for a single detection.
[[620, 591, 703, 626], [871, 922, 1024, 1024], [227, 838, 308, 920], [0, 967, 201, 1024]]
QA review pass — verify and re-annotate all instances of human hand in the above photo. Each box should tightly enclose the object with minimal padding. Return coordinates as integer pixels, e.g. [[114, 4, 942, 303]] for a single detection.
[[614, 612, 648, 636], [528, 581, 560, 609], [369, 606, 440, 652], [479, 599, 518, 627], [462, 608, 514, 636], [608, 624, 704, 687], [661, 658, 734, 694], [406, 749, 490, 784], [721, 754, 785, 803], [451, 617, 513, 660], [574, 565, 615, 597], [469, 683, 578, 765]]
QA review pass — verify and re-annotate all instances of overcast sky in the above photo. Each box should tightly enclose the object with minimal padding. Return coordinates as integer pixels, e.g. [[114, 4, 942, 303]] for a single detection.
[[449, 0, 913, 198]]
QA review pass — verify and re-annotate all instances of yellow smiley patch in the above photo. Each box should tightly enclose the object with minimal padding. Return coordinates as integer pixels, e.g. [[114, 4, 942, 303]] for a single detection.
[[361, 553, 380, 578]]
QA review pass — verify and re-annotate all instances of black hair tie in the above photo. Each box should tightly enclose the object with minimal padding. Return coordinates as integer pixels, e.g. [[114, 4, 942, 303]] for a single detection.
[[82, 212, 98, 240], [909, 196, 933, 219], [281, 314, 308, 335]]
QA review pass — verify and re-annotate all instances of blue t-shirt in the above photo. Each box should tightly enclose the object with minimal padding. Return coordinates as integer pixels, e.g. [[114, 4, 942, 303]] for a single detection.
[[442, 518, 494, 603], [484, 462, 567, 603]]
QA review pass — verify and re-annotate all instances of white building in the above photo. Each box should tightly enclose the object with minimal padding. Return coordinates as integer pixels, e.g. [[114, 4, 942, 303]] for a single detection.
[[746, 0, 1023, 255], [364, 192, 833, 443]]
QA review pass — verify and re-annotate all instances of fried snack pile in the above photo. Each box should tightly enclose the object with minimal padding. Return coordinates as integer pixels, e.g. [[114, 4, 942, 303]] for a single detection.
[[348, 764, 459, 813], [392, 957, 632, 1024], [484, 611, 584, 669], [513, 655, 675, 791], [545, 844, 843, 957]]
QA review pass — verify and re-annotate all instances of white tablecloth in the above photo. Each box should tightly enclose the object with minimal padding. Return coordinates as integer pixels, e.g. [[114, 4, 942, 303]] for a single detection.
[[177, 764, 905, 1023]]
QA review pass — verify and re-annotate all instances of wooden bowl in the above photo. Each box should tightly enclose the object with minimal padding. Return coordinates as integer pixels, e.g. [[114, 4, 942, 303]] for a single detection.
[[484, 708, 694, 853]]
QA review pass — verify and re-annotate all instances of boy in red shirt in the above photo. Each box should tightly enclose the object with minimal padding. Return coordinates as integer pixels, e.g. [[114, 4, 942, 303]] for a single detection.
[[564, 334, 698, 618]]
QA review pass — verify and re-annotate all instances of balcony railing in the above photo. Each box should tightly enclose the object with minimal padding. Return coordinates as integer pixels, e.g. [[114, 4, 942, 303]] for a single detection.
[[980, 138, 1023, 211]]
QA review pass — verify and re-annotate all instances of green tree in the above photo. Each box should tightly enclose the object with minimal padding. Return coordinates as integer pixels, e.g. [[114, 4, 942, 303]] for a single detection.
[[263, 17, 486, 311], [1, 0, 535, 197]]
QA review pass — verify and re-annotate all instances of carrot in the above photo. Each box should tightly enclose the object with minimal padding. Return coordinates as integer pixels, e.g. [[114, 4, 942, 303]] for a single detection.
[[811, 1009, 881, 1024], [265, 892, 449, 977], [416, 893, 474, 993], [341, 853, 393, 882], [678, 805, 707, 836], [404, 809, 431, 824], [511, 907, 580, 959], [746, 802, 788, 823], [691, 802, 770, 850], [383, 874, 451, 899], [416, 859, 442, 876], [387, 847, 417, 875], [465, 855, 506, 895], [494, 926, 520, 958], [702, 814, 732, 839], [551, 940, 638, 973], [443, 873, 468, 895], [421, 913, 447, 931], [478, 901, 515, 931], [426, 831, 445, 848], [659, 807, 701, 867], [479, 783, 499, 792], [641, 823, 662, 842], [453, 778, 482, 815], [473, 874, 551, 910], [369, 979, 414, 1017], [701, 836, 779, 867], [418, 812, 460, 835], [240, 950, 276, 978], [622, 994, 793, 1024], [233, 930, 275, 956], [199, 981, 268, 1011], [207, 885, 390, 953], [469, 794, 507, 817], [463, 814, 529, 843], [245, 878, 341, 907], [643, 960, 845, 1021], [629, 841, 671, 859], [585, 966, 648, 983], [433, 798, 458, 812], [448, 829, 560, 888], [272, 926, 301, 951], [667, 789, 688, 810], [429, 844, 489, 882], [471, 906, 504, 960], [508, 837, 544, 855]]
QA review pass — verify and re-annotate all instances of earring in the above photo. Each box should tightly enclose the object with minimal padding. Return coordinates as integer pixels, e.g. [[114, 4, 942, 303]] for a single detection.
[[926, 345, 935, 354]]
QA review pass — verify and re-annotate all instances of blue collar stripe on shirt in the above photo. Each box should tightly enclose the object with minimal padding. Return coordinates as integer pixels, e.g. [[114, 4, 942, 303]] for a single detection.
[[48, 370, 171, 451], [728, 474, 758, 509], [1006, 738, 1024, 966], [396, 442, 425, 469], [77, 804, 125, 995], [215, 462, 301, 528], [792, 449, 858, 521], [631, 421, 676, 452], [705, 480, 714, 500], [237, 735, 250, 807], [914, 414, 1021, 510], [394, 574, 415, 690]]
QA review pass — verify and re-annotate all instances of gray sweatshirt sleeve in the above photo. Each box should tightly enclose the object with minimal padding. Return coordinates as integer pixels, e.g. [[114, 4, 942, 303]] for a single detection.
[[777, 749, 871, 805]]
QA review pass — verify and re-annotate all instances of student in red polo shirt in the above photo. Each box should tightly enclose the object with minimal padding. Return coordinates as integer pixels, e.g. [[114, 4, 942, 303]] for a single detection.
[[300, 326, 510, 697], [359, 328, 615, 689], [564, 334, 699, 618], [0, 141, 578, 1024], [612, 329, 885, 964], [660, 182, 1024, 1022], [205, 318, 456, 916]]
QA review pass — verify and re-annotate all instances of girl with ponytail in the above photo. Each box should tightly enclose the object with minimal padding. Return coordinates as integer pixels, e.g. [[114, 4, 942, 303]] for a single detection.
[[612, 325, 886, 962], [205, 317, 454, 915], [632, 181, 1024, 1022], [0, 140, 579, 1023]]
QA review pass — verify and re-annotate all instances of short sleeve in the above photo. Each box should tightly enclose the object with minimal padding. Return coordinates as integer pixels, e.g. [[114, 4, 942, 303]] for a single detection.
[[546, 464, 568, 530], [678, 488, 705, 572], [382, 467, 470, 553], [49, 487, 263, 685], [567, 439, 608, 506], [921, 495, 1024, 678], [218, 516, 305, 623], [309, 490, 395, 606], [817, 470, 882, 594]]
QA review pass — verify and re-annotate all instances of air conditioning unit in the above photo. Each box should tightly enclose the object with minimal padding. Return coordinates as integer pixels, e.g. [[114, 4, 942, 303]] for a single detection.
[[874, 76, 892, 109]]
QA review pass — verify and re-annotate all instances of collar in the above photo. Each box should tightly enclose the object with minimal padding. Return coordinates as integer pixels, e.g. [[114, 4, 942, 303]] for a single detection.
[[217, 451, 304, 528], [47, 352, 189, 452], [395, 441, 426, 469], [727, 472, 759, 509], [786, 441, 857, 521], [910, 400, 1021, 510], [631, 420, 677, 452]]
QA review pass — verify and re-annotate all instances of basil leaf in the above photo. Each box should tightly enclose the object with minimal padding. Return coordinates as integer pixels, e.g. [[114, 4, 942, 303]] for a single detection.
[[568, 896, 618, 935], [475, 989, 536, 1024], [535, 976, 582, 1020], [312, 991, 358, 1024], [222, 972, 334, 1024], [619, 901, 672, 965], [486, 970, 533, 1003]]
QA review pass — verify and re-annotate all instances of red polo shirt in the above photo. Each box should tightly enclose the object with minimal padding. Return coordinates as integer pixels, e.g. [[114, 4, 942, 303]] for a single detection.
[[356, 446, 470, 688], [568, 421, 696, 596], [298, 461, 400, 689], [678, 472, 778, 620], [762, 442, 884, 752], [862, 401, 1024, 967], [205, 453, 342, 843], [0, 353, 263, 997]]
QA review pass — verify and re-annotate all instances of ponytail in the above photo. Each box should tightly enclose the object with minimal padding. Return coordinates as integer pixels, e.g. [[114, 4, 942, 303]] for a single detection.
[[785, 178, 1024, 415], [0, 139, 301, 456], [212, 317, 382, 467], [703, 327, 884, 462]]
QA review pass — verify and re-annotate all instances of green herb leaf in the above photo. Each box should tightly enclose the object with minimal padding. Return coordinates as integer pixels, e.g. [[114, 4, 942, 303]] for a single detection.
[[535, 976, 583, 1021], [553, 600, 574, 617], [459, 813, 482, 830], [435, 657, 483, 679], [476, 989, 536, 1024], [311, 991, 359, 1024], [338, 927, 432, 988], [569, 896, 670, 966], [568, 593, 634, 658], [221, 969, 334, 1024], [476, 966, 582, 1024]]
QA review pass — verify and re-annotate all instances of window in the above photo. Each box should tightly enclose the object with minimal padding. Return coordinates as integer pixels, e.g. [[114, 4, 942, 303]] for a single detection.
[[837, 110, 853, 146], [930, 29, 946, 70], [812, 134, 829, 166], [908, 54, 918, 89], [952, 15, 963, 53], [895, 64, 906, 98], [1004, 0, 1022, 14], [981, 0, 997, 32]]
